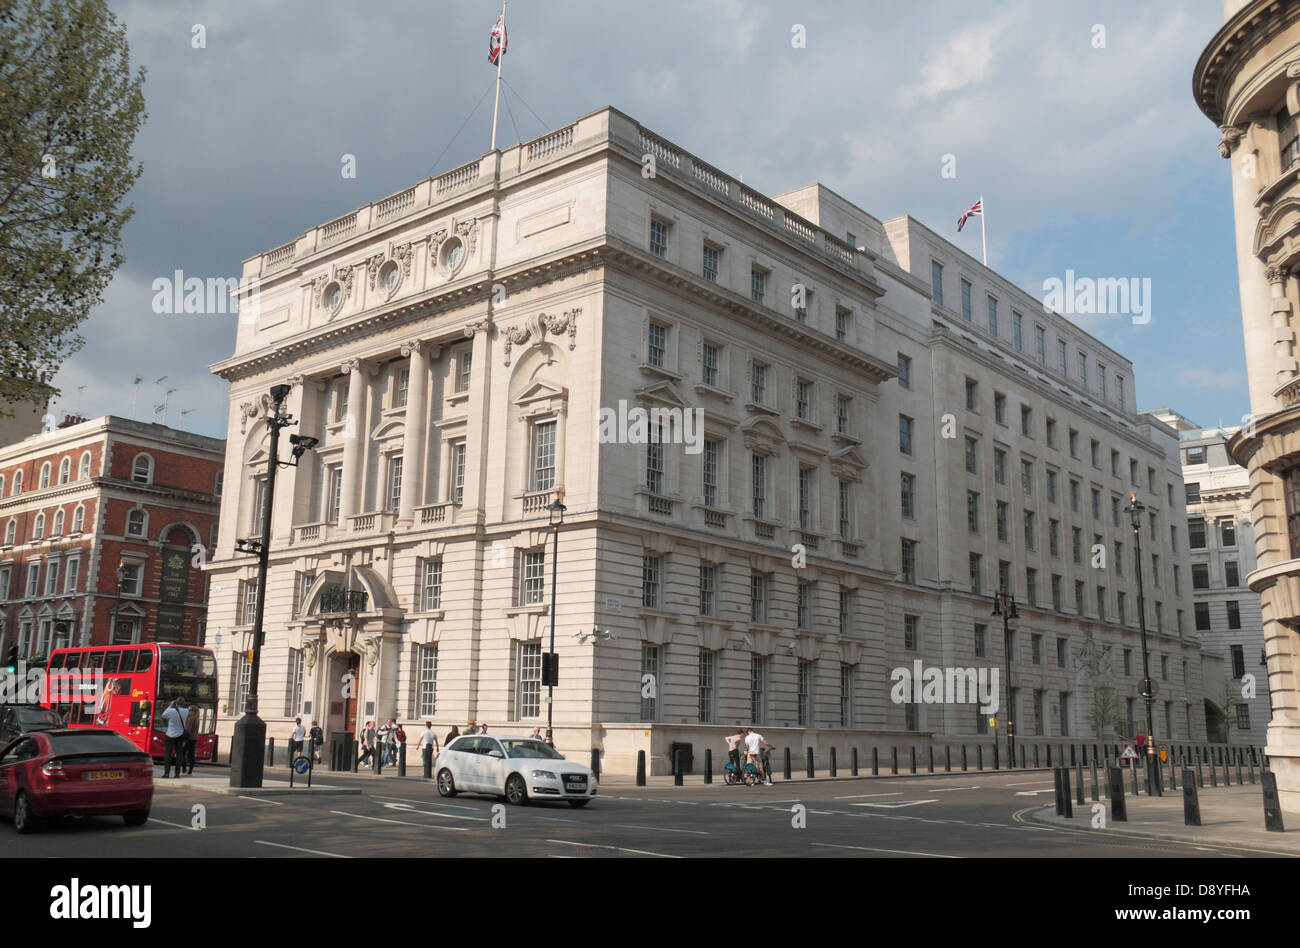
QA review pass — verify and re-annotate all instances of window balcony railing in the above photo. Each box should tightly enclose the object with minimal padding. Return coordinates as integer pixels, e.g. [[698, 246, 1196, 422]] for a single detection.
[[316, 587, 369, 615], [418, 502, 457, 525], [522, 490, 554, 516], [648, 495, 674, 516]]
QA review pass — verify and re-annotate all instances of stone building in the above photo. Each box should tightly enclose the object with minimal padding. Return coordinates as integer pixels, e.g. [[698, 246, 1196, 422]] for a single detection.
[[1195, 0, 1300, 806], [0, 416, 223, 659], [208, 107, 1205, 774]]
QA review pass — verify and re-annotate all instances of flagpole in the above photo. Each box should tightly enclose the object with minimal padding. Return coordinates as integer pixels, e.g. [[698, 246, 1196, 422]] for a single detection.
[[980, 194, 987, 266], [490, 1, 506, 151]]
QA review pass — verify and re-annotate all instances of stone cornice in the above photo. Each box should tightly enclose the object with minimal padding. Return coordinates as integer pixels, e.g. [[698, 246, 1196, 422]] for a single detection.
[[1194, 0, 1300, 124]]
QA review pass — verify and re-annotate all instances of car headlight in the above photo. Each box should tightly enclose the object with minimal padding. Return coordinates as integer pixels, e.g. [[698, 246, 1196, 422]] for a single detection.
[[531, 770, 557, 780]]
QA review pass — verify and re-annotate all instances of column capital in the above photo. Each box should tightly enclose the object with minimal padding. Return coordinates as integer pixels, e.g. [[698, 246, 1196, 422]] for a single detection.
[[1218, 124, 1246, 159], [400, 338, 439, 360], [464, 316, 494, 337], [1267, 265, 1290, 286], [340, 357, 364, 376]]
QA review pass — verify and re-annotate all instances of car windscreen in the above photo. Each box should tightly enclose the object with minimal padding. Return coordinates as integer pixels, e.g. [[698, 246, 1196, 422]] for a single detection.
[[46, 731, 144, 756], [503, 739, 565, 760], [15, 708, 61, 728]]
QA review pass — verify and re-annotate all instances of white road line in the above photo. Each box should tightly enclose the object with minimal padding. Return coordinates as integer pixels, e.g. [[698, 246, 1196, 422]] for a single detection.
[[238, 795, 284, 805], [1005, 780, 1054, 787], [547, 838, 682, 858], [255, 840, 351, 858], [812, 841, 961, 859], [147, 817, 198, 830], [930, 787, 980, 792], [376, 802, 485, 821], [851, 800, 939, 809], [833, 792, 904, 800], [371, 795, 480, 811], [610, 823, 710, 836], [537, 816, 582, 823], [329, 810, 470, 832]]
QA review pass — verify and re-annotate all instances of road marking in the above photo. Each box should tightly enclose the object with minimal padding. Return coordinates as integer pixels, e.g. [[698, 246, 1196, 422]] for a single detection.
[[546, 838, 682, 858], [850, 800, 938, 809], [376, 801, 485, 821], [610, 823, 710, 836], [1015, 790, 1054, 796], [255, 840, 351, 858], [1006, 780, 1054, 787], [148, 817, 198, 830], [930, 787, 980, 792], [811, 842, 960, 859], [238, 795, 284, 805], [371, 795, 479, 811], [834, 792, 903, 799], [330, 810, 469, 832], [537, 816, 581, 824]]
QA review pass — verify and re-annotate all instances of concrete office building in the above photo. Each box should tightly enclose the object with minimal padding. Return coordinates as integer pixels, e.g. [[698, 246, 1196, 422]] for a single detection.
[[207, 106, 1205, 774], [1196, 0, 1300, 805]]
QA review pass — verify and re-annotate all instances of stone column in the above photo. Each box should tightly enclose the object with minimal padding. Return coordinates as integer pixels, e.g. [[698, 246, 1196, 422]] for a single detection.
[[554, 402, 568, 498], [1269, 266, 1297, 394], [397, 340, 435, 525], [339, 359, 366, 523]]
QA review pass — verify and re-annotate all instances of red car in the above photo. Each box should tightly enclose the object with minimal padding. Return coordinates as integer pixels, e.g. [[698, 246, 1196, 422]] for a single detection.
[[0, 728, 153, 833]]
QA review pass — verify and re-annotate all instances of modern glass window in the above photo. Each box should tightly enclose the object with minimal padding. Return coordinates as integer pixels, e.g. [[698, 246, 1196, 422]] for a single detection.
[[517, 642, 542, 717]]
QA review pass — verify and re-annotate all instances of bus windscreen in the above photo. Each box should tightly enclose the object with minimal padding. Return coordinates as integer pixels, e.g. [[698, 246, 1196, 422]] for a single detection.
[[155, 647, 218, 733]]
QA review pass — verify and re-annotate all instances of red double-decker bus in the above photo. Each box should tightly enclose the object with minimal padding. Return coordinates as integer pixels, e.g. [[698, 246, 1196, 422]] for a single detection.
[[41, 644, 219, 762]]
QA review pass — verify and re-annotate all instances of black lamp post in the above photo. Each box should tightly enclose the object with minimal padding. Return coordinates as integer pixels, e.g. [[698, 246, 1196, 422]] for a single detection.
[[229, 384, 317, 788], [544, 499, 566, 742], [992, 590, 1018, 765], [1126, 490, 1161, 795], [112, 561, 126, 644]]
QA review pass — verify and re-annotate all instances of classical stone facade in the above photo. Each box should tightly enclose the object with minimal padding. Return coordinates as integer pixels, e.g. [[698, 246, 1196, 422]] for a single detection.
[[208, 107, 1205, 775], [1196, 0, 1300, 806]]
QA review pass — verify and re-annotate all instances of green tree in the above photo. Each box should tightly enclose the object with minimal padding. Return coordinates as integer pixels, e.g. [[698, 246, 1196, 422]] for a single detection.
[[1089, 683, 1121, 739], [0, 0, 146, 410]]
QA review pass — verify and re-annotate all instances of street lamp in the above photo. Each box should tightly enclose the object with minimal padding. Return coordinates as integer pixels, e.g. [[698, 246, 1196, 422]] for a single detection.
[[112, 560, 126, 645], [992, 590, 1018, 767], [229, 384, 315, 789], [1126, 490, 1161, 795], [544, 499, 566, 743]]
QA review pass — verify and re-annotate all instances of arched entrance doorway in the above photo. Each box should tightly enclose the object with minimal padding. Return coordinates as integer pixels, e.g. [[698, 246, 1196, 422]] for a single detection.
[[327, 651, 361, 739]]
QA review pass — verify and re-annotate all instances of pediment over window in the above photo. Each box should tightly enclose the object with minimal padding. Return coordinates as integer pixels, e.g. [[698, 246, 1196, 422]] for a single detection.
[[633, 379, 689, 409], [513, 380, 568, 417], [372, 418, 404, 442], [829, 446, 868, 481], [741, 417, 785, 456], [1255, 196, 1300, 262]]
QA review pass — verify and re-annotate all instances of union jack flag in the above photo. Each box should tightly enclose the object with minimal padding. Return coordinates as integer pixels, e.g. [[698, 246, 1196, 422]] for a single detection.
[[957, 199, 982, 232], [489, 12, 507, 65]]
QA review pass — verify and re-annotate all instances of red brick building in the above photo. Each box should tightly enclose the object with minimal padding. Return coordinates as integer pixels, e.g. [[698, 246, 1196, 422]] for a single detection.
[[0, 416, 224, 660]]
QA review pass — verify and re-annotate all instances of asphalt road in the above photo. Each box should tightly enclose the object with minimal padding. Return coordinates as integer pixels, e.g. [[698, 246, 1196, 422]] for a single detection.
[[0, 769, 1287, 858]]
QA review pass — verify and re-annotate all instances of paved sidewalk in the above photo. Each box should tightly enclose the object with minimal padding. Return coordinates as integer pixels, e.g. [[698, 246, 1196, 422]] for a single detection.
[[1027, 779, 1300, 855], [153, 764, 361, 796]]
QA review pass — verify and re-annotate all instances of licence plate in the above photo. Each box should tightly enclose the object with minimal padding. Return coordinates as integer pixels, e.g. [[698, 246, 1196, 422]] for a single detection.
[[85, 770, 125, 781], [564, 776, 587, 790]]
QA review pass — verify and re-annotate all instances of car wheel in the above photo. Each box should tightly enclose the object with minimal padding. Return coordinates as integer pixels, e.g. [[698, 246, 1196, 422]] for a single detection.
[[505, 773, 529, 806], [436, 769, 458, 797], [122, 809, 149, 827], [13, 792, 39, 835], [568, 799, 590, 808]]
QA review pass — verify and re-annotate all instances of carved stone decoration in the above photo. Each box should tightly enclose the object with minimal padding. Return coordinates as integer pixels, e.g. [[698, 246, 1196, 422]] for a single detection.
[[362, 635, 380, 667], [238, 395, 272, 434], [394, 241, 415, 277], [304, 645, 317, 671], [336, 264, 355, 298], [502, 323, 532, 366], [1218, 124, 1246, 158], [428, 228, 448, 259], [455, 218, 480, 255], [463, 316, 493, 338], [1267, 265, 1290, 286], [365, 252, 386, 290], [311, 274, 331, 306], [340, 357, 363, 376], [542, 307, 581, 350], [1288, 60, 1300, 79]]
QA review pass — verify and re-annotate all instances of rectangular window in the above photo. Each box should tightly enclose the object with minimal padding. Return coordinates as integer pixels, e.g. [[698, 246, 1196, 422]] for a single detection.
[[750, 268, 767, 304], [931, 261, 944, 305], [994, 449, 1007, 485], [1191, 563, 1209, 589], [703, 439, 720, 507], [1225, 561, 1240, 587], [1026, 567, 1037, 605], [797, 581, 812, 629], [1021, 405, 1033, 437], [752, 454, 767, 519], [900, 539, 917, 584], [517, 642, 542, 718], [1013, 312, 1023, 350], [1076, 580, 1085, 616], [451, 441, 467, 504], [1069, 429, 1079, 458], [750, 655, 767, 724], [994, 392, 1007, 424], [649, 219, 669, 258], [797, 661, 812, 726], [387, 455, 403, 512], [699, 565, 716, 616], [457, 350, 473, 393], [421, 559, 442, 611], [1195, 602, 1211, 630], [521, 551, 545, 605], [901, 472, 916, 519], [899, 415, 913, 455], [1279, 106, 1299, 169], [328, 466, 342, 522], [1052, 574, 1063, 611], [960, 279, 972, 320], [904, 614, 919, 651], [999, 560, 1011, 594], [840, 665, 853, 728], [417, 647, 438, 717], [1097, 363, 1107, 399], [965, 378, 978, 411], [1034, 325, 1046, 362], [967, 491, 981, 534], [750, 573, 767, 623], [395, 368, 409, 408], [965, 436, 979, 474], [751, 362, 767, 404], [897, 354, 912, 390], [1231, 644, 1246, 680], [838, 480, 852, 537], [969, 553, 982, 593], [1049, 518, 1060, 557], [1227, 600, 1241, 630], [987, 296, 998, 335], [1021, 459, 1033, 494], [698, 649, 716, 723], [837, 396, 851, 435], [288, 649, 304, 715], [1057, 339, 1067, 374], [64, 557, 79, 595], [646, 426, 664, 495], [1046, 470, 1058, 502], [1032, 633, 1042, 665], [642, 555, 663, 609], [44, 560, 59, 597], [835, 306, 849, 342], [1072, 526, 1082, 563], [1078, 351, 1088, 384], [1046, 418, 1057, 449], [641, 645, 660, 720], [702, 343, 720, 387], [996, 501, 1008, 541], [1024, 510, 1036, 550], [974, 623, 987, 658], [702, 245, 720, 283], [1220, 519, 1237, 547], [796, 379, 812, 420], [1188, 519, 1207, 549]]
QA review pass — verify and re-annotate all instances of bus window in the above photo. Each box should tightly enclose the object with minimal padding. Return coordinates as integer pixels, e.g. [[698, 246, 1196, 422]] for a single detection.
[[49, 653, 66, 670], [128, 700, 151, 728], [87, 651, 105, 671], [64, 652, 82, 669], [102, 652, 120, 674], [118, 650, 137, 673], [135, 650, 153, 673]]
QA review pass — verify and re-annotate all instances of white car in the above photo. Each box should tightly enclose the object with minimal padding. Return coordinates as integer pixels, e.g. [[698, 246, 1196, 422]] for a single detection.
[[435, 735, 597, 807]]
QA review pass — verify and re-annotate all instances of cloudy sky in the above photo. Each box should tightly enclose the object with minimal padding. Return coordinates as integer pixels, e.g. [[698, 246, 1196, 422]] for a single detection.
[[62, 0, 1241, 439]]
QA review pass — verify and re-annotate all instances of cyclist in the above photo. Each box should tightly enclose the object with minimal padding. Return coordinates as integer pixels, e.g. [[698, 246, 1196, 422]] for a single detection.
[[744, 728, 774, 785], [724, 728, 745, 777]]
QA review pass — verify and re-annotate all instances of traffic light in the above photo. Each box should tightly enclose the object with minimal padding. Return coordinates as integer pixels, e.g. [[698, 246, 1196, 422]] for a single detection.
[[246, 648, 255, 666], [541, 652, 559, 687], [4, 645, 17, 674]]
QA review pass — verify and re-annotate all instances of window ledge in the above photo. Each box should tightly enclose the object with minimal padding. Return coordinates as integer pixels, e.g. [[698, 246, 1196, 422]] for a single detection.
[[692, 382, 733, 402], [830, 431, 860, 446], [408, 609, 445, 621], [505, 604, 549, 618], [791, 417, 823, 433], [744, 401, 780, 417], [639, 363, 682, 382], [445, 391, 470, 407]]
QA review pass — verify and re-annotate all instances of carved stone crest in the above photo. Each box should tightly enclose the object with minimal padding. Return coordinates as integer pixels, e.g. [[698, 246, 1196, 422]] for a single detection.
[[455, 218, 479, 255], [365, 253, 386, 290]]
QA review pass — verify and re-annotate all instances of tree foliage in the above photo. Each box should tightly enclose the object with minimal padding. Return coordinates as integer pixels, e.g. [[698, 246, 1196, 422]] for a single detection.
[[0, 0, 146, 410]]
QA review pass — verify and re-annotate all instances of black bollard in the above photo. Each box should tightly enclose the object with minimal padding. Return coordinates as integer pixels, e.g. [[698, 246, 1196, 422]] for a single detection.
[[1235, 749, 1243, 785], [1130, 759, 1138, 796], [423, 744, 433, 779], [872, 747, 879, 776], [1047, 744, 1053, 768], [1249, 753, 1257, 785], [961, 745, 968, 772], [784, 747, 792, 780], [1019, 745, 1025, 768], [945, 745, 951, 772], [592, 747, 602, 782], [704, 748, 712, 784], [1070, 744, 1077, 767], [1062, 768, 1073, 818], [1196, 754, 1204, 789], [1109, 766, 1127, 822], [993, 743, 1000, 770], [636, 749, 646, 786], [806, 747, 815, 778], [374, 740, 382, 774], [927, 745, 934, 773], [1263, 771, 1287, 832], [398, 740, 407, 777], [267, 738, 275, 769], [1090, 759, 1099, 801], [910, 747, 917, 774], [673, 749, 683, 786], [830, 747, 837, 778], [1054, 767, 1065, 815], [212, 736, 219, 766], [1168, 754, 1177, 792], [892, 747, 899, 775], [852, 747, 859, 776], [977, 745, 983, 771], [1076, 762, 1085, 807], [1183, 769, 1201, 826], [1210, 753, 1218, 788], [1034, 744, 1040, 769], [352, 739, 359, 772]]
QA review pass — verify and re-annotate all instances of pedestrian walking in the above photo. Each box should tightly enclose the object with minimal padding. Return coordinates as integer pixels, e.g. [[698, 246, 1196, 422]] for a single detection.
[[378, 718, 398, 765], [464, 720, 479, 735], [309, 720, 324, 763], [444, 724, 461, 746], [290, 716, 306, 763], [530, 727, 544, 742], [358, 721, 377, 766], [161, 698, 187, 778], [183, 703, 200, 775]]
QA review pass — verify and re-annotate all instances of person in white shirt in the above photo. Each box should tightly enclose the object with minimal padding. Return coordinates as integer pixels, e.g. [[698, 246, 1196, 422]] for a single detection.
[[417, 722, 438, 762], [744, 729, 773, 784], [290, 717, 306, 762], [161, 699, 188, 778]]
